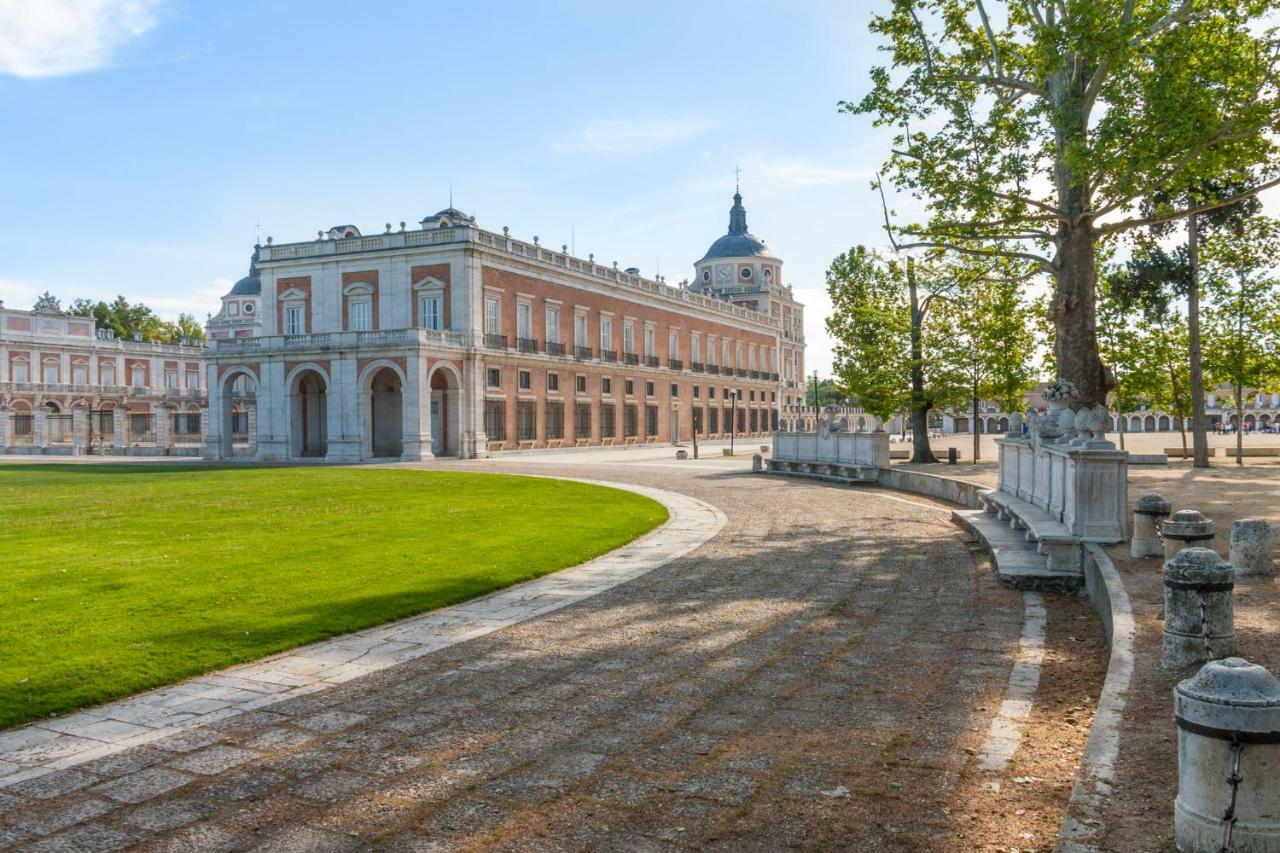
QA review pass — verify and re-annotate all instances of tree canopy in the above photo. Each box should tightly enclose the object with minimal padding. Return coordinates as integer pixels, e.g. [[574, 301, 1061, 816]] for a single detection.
[[63, 295, 206, 345]]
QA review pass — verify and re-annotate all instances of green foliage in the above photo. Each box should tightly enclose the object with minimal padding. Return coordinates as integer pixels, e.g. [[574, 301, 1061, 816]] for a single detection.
[[805, 377, 851, 407], [68, 295, 205, 344], [1098, 274, 1189, 417], [1201, 216, 1280, 400], [0, 466, 666, 728]]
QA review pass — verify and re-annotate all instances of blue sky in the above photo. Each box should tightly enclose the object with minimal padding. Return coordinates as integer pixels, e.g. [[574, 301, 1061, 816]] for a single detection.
[[0, 0, 909, 374]]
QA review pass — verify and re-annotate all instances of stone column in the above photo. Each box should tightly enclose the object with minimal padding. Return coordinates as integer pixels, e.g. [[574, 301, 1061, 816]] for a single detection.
[[111, 407, 125, 454], [0, 404, 8, 452], [325, 357, 362, 462], [1131, 492, 1172, 558], [1163, 548, 1236, 669], [246, 403, 258, 457], [400, 355, 433, 461], [152, 403, 169, 455], [33, 406, 47, 452], [1163, 510, 1216, 561], [1174, 658, 1280, 851], [199, 404, 215, 460], [71, 405, 88, 455], [1229, 519, 1274, 578]]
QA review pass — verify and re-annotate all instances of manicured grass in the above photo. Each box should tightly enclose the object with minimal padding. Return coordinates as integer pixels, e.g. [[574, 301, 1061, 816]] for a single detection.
[[0, 465, 666, 729]]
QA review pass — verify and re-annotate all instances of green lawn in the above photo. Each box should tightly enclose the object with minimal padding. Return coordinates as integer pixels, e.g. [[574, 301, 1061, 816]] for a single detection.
[[0, 465, 666, 729]]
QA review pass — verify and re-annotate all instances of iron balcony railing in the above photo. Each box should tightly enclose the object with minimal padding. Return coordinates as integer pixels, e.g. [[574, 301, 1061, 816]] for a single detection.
[[574, 345, 593, 360], [517, 337, 539, 354], [668, 359, 683, 371], [736, 369, 748, 378], [690, 362, 704, 373], [545, 341, 566, 357], [484, 333, 508, 350], [707, 365, 720, 375], [602, 349, 618, 363], [645, 355, 660, 368], [750, 370, 760, 379], [624, 353, 639, 366]]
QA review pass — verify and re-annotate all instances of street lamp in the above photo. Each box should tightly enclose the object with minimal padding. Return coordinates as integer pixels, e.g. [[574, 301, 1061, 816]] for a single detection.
[[729, 390, 738, 456]]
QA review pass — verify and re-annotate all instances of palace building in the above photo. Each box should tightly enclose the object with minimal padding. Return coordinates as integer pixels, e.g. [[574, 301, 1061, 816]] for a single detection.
[[203, 191, 807, 460], [0, 302, 206, 455]]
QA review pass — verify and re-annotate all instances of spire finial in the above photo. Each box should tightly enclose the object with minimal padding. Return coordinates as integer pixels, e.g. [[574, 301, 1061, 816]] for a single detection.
[[734, 164, 741, 193], [449, 182, 453, 209]]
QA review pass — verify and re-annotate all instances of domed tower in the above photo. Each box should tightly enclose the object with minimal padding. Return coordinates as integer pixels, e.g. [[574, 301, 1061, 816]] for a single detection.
[[207, 248, 264, 340], [691, 189, 781, 314]]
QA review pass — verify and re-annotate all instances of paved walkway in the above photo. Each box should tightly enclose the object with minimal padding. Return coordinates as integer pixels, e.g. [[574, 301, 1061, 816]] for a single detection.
[[0, 452, 1029, 851]]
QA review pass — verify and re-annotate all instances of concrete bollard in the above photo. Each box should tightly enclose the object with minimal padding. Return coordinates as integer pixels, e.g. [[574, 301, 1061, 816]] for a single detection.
[[752, 453, 762, 472], [722, 448, 733, 457], [1163, 548, 1236, 670], [1230, 519, 1275, 579], [675, 449, 688, 460], [1131, 492, 1172, 558], [1163, 509, 1216, 561], [1174, 657, 1280, 852]]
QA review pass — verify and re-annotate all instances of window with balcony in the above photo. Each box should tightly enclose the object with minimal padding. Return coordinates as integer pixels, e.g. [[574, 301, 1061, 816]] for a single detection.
[[545, 307, 561, 344], [517, 301, 532, 340], [12, 360, 28, 383], [418, 295, 441, 330], [284, 305, 304, 336], [623, 322, 635, 355], [165, 369, 179, 389], [43, 362, 58, 384], [130, 365, 145, 387], [484, 296, 500, 333], [72, 365, 88, 386], [574, 313, 587, 348], [644, 326, 655, 359], [100, 363, 114, 386], [668, 329, 678, 361], [601, 316, 613, 353], [186, 370, 199, 389]]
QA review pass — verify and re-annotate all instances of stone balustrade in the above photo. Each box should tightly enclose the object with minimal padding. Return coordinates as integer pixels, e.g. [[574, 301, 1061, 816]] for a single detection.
[[766, 428, 888, 483], [995, 436, 1129, 543]]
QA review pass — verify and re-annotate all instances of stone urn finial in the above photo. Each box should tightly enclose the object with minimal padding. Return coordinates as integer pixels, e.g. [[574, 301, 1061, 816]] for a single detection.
[[1006, 411, 1024, 439]]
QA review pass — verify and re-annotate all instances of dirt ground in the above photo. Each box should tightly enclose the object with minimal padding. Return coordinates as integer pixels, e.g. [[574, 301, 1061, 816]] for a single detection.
[[897, 438, 1280, 852]]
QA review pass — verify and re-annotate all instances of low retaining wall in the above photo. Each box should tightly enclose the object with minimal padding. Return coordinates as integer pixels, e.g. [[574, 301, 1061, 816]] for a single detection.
[[874, 466, 984, 509]]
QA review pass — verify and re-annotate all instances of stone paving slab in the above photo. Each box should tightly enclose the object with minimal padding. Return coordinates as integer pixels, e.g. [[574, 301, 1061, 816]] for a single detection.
[[0, 480, 724, 792]]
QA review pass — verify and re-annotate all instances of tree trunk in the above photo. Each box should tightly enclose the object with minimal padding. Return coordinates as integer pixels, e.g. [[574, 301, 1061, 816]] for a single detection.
[[972, 389, 980, 463], [1118, 412, 1126, 450], [907, 258, 939, 464], [1188, 215, 1211, 468], [1236, 385, 1245, 467], [1052, 222, 1111, 407]]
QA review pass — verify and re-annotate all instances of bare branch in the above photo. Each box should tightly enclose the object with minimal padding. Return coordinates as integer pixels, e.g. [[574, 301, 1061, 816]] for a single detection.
[[904, 227, 1054, 241], [951, 73, 1045, 97], [974, 0, 1004, 79], [907, 3, 935, 78], [1097, 175, 1280, 234], [990, 190, 1066, 218], [875, 173, 903, 252], [898, 240, 1053, 269]]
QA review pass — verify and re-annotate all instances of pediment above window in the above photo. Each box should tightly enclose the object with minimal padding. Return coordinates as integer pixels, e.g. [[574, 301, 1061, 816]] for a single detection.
[[413, 276, 447, 292], [342, 281, 374, 297], [279, 287, 309, 302]]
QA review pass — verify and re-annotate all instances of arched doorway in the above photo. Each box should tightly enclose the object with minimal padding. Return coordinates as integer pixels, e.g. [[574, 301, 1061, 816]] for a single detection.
[[1144, 415, 1156, 432], [290, 369, 328, 458], [429, 366, 461, 457], [219, 370, 258, 458], [368, 367, 404, 458], [1158, 415, 1171, 431]]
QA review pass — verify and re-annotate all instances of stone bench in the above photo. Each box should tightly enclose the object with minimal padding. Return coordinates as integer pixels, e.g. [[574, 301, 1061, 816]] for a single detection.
[[888, 449, 910, 460], [763, 458, 878, 484], [1165, 447, 1217, 458], [1225, 446, 1280, 457], [975, 490, 1085, 591]]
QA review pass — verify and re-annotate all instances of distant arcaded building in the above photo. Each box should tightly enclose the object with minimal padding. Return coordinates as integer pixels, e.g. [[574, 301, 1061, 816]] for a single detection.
[[203, 190, 807, 460], [0, 302, 206, 455]]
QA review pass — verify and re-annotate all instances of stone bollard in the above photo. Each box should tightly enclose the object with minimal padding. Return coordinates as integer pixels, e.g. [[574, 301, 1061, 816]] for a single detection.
[[675, 449, 688, 460], [760, 444, 769, 454], [1132, 492, 1173, 558], [722, 448, 733, 457], [1230, 519, 1275, 579], [1163, 548, 1236, 670], [752, 453, 762, 472], [1163, 509, 1216, 561], [1174, 657, 1280, 852]]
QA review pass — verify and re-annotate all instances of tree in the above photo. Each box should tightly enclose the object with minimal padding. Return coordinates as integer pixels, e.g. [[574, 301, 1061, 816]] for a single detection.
[[1201, 215, 1280, 465], [805, 378, 849, 407], [825, 246, 967, 463], [936, 263, 1037, 461], [848, 1, 1280, 408], [68, 296, 205, 344]]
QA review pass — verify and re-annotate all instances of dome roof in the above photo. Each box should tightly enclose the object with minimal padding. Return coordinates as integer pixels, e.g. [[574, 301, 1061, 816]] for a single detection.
[[698, 191, 777, 262], [228, 249, 261, 296]]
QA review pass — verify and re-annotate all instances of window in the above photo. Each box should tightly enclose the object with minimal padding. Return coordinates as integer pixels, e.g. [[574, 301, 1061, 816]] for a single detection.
[[645, 404, 659, 437], [12, 360, 29, 383], [545, 307, 561, 343], [484, 400, 506, 441], [736, 342, 744, 369], [709, 407, 719, 434], [547, 372, 559, 392], [186, 370, 199, 389], [517, 401, 537, 440], [740, 267, 752, 279], [750, 410, 759, 432], [709, 386, 717, 399], [165, 369, 179, 389], [624, 379, 634, 396], [228, 302, 240, 316], [574, 313, 587, 347], [668, 329, 678, 361], [644, 326, 655, 357], [600, 316, 613, 351], [517, 301, 532, 339], [43, 362, 58, 384], [693, 385, 700, 399], [750, 390, 756, 402], [100, 363, 114, 386], [691, 333, 701, 364], [72, 365, 88, 386], [518, 370, 531, 391], [601, 404, 617, 438], [350, 300, 372, 331], [749, 346, 756, 372], [645, 381, 654, 397], [702, 269, 710, 282], [484, 296, 500, 333], [670, 383, 679, 398], [284, 305, 304, 336], [545, 401, 565, 440], [575, 375, 587, 394], [722, 340, 730, 368], [624, 404, 638, 437], [693, 407, 704, 434], [574, 402, 591, 439], [130, 364, 145, 387], [707, 337, 717, 366], [623, 322, 635, 355], [487, 368, 501, 388], [418, 296, 441, 330], [602, 377, 612, 395]]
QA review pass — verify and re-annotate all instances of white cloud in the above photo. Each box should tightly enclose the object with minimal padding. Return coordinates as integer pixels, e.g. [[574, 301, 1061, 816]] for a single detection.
[[552, 117, 717, 154], [743, 156, 875, 188], [0, 0, 165, 78]]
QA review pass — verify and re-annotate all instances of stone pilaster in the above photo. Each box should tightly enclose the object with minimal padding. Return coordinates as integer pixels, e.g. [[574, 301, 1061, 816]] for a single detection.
[[200, 404, 216, 460], [72, 405, 88, 455], [152, 403, 169, 455], [401, 355, 434, 461], [0, 404, 8, 451], [112, 407, 125, 454], [33, 407, 47, 452]]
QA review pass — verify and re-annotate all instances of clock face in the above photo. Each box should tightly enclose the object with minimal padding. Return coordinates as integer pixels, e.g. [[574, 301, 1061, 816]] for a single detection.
[[716, 266, 730, 283]]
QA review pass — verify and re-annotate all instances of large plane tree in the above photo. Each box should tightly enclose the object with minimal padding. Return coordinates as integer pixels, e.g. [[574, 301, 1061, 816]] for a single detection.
[[847, 0, 1280, 407]]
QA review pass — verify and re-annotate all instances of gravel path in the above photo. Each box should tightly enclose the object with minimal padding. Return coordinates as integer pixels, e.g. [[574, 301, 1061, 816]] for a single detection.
[[0, 458, 1045, 851]]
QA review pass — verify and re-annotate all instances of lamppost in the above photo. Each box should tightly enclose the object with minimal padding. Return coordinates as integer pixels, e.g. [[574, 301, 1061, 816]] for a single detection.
[[811, 370, 820, 429], [729, 390, 738, 456]]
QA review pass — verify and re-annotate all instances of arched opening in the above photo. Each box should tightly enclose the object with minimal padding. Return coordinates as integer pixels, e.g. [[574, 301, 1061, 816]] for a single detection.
[[429, 366, 461, 457], [998, 417, 1009, 432], [368, 367, 404, 458], [1158, 415, 1171, 431], [1144, 415, 1156, 432], [220, 370, 258, 458], [1129, 416, 1142, 432], [1244, 414, 1256, 430], [290, 369, 328, 458]]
